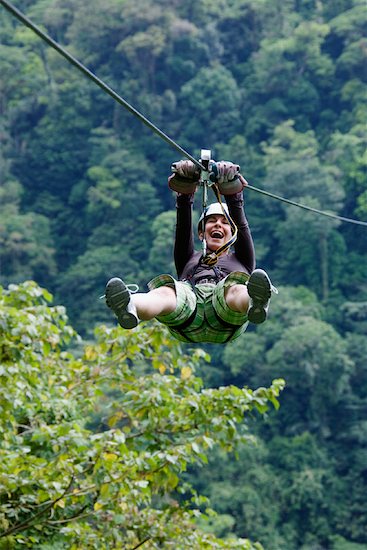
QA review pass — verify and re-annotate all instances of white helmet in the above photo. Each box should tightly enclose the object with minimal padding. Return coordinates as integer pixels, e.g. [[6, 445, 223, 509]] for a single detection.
[[198, 202, 230, 232]]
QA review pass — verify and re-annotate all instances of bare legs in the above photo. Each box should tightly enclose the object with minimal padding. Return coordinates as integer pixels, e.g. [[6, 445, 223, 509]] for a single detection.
[[224, 284, 250, 313], [130, 283, 250, 322], [131, 286, 177, 320]]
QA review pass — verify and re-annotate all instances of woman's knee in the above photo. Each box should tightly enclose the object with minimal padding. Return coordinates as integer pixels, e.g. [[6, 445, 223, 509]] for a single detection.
[[153, 286, 177, 313], [225, 283, 249, 313]]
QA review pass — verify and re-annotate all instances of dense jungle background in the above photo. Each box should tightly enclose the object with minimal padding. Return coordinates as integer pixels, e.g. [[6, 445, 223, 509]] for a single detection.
[[0, 0, 366, 548]]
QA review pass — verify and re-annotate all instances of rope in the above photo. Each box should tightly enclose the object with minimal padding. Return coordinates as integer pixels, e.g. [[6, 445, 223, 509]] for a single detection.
[[0, 0, 204, 171], [246, 185, 367, 227], [2, 0, 366, 228]]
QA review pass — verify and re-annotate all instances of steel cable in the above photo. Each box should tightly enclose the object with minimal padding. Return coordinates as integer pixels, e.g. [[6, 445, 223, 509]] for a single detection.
[[1, 0, 366, 228]]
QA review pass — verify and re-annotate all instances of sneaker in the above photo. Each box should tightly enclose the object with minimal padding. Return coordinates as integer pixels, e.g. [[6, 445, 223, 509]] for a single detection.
[[247, 269, 277, 324], [105, 277, 139, 329]]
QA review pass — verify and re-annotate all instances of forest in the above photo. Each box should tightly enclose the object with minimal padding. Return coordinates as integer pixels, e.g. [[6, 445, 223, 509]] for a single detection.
[[0, 0, 366, 548]]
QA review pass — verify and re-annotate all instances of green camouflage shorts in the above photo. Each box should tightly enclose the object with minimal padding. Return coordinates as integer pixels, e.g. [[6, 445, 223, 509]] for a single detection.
[[148, 271, 250, 344]]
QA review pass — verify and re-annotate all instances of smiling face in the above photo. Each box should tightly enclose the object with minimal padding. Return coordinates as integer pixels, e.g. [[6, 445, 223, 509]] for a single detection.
[[199, 214, 232, 251]]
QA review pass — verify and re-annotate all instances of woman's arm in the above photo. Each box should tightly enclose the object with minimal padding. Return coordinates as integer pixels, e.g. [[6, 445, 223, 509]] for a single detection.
[[225, 192, 256, 274], [174, 193, 195, 278]]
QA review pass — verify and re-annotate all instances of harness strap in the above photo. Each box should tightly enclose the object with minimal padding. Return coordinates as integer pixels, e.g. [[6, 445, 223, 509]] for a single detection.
[[184, 262, 226, 288]]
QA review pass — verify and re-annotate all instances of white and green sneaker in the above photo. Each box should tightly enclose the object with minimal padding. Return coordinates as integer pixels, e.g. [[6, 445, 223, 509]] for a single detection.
[[247, 269, 277, 324], [105, 277, 139, 329]]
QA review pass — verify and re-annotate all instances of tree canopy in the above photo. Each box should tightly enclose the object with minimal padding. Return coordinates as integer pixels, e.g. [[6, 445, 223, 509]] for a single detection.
[[0, 281, 283, 548]]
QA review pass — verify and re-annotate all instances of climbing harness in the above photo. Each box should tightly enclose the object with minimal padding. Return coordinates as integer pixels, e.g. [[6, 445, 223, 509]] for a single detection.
[[1, 0, 367, 228]]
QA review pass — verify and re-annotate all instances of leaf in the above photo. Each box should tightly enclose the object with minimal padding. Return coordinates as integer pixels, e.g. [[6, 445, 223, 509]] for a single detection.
[[135, 480, 149, 488], [181, 366, 192, 380], [84, 346, 98, 361], [159, 364, 166, 375], [108, 411, 124, 428], [100, 484, 110, 498], [55, 499, 65, 509], [102, 452, 118, 462], [166, 454, 178, 464]]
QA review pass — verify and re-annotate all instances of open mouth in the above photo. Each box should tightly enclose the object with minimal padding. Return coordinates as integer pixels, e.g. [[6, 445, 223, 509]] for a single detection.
[[211, 230, 224, 239]]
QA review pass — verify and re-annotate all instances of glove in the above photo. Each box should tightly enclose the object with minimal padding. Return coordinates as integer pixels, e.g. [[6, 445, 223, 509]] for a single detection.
[[168, 160, 201, 194], [209, 161, 248, 195]]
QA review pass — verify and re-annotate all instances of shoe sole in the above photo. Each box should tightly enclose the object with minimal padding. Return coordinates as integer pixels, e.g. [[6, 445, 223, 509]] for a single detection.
[[247, 269, 271, 324], [105, 278, 138, 329]]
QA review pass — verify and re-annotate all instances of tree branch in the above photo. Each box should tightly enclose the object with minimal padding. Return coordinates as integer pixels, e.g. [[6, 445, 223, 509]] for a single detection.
[[130, 536, 151, 550], [0, 476, 75, 538]]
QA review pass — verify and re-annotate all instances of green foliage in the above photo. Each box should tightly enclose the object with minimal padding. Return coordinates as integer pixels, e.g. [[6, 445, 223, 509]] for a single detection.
[[331, 536, 367, 550], [178, 64, 242, 145], [0, 281, 283, 548], [148, 210, 176, 275], [0, 181, 56, 287], [205, 283, 366, 547], [223, 285, 355, 440], [257, 121, 349, 300], [326, 124, 367, 224], [190, 432, 335, 549]]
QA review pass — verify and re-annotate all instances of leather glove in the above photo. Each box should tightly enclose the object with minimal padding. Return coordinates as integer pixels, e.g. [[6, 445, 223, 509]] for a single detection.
[[168, 160, 200, 194], [210, 161, 248, 195]]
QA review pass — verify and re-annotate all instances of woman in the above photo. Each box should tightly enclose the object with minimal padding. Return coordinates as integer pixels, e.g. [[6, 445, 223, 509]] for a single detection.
[[105, 160, 276, 344]]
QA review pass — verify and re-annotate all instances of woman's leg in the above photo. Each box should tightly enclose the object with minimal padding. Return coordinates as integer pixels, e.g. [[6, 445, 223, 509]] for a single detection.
[[225, 269, 276, 324], [105, 278, 176, 329], [132, 286, 177, 320], [224, 284, 250, 313]]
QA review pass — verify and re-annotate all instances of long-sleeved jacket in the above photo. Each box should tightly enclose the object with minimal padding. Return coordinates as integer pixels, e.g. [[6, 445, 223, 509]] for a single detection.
[[174, 192, 255, 284]]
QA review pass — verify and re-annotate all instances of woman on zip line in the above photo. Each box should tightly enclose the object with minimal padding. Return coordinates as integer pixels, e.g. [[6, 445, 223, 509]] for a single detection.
[[105, 159, 277, 344]]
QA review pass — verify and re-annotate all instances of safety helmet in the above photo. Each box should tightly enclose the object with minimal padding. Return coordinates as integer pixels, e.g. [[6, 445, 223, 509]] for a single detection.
[[198, 202, 230, 232]]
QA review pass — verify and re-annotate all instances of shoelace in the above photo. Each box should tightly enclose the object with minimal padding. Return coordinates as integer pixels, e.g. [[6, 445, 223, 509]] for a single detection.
[[99, 283, 140, 300], [125, 284, 139, 294]]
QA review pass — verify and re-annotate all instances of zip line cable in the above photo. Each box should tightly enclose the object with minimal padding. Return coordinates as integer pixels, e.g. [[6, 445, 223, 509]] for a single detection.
[[1, 0, 366, 228], [0, 0, 202, 170], [245, 184, 367, 226]]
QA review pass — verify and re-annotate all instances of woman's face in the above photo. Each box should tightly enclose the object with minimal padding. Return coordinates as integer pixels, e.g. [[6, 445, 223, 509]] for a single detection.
[[200, 214, 231, 251]]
